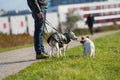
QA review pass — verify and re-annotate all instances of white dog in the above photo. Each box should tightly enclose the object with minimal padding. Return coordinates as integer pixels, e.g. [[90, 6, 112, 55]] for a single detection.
[[80, 36, 95, 57]]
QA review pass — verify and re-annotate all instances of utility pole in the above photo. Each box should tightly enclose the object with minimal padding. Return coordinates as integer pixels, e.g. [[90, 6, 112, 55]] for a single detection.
[[57, 12, 62, 33], [8, 17, 12, 35], [25, 15, 29, 34]]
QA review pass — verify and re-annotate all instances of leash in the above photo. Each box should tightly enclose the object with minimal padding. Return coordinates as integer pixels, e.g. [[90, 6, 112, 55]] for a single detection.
[[45, 19, 62, 34], [45, 19, 81, 43]]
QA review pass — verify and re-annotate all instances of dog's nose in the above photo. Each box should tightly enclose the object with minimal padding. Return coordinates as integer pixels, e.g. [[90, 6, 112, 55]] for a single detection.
[[75, 38, 78, 40]]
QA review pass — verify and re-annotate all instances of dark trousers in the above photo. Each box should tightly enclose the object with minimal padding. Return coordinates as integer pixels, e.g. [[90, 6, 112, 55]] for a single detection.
[[89, 27, 93, 35], [32, 9, 46, 54], [88, 24, 93, 35]]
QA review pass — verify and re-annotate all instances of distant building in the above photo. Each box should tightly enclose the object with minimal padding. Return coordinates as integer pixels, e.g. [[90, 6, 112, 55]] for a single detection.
[[49, 0, 107, 7], [57, 1, 120, 28], [0, 0, 120, 35], [48, 0, 107, 12], [0, 10, 31, 17], [0, 9, 7, 16]]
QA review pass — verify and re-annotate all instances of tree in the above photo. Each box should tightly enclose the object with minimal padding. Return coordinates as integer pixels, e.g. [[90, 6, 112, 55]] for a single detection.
[[66, 11, 80, 31]]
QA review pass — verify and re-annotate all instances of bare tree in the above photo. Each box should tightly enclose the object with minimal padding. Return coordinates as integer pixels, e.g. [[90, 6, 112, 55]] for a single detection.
[[66, 11, 80, 31]]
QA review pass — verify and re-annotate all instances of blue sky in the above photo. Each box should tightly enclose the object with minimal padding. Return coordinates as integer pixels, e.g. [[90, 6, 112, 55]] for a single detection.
[[0, 0, 29, 11]]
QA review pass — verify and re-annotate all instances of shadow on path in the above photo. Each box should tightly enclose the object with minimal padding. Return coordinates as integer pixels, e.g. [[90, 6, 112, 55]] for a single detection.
[[0, 59, 36, 65]]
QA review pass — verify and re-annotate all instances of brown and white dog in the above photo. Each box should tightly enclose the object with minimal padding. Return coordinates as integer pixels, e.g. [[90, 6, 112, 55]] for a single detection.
[[80, 36, 95, 57]]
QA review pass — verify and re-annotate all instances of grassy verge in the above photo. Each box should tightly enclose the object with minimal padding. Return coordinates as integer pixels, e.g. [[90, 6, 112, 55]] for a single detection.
[[0, 33, 34, 53], [0, 33, 50, 53], [0, 25, 120, 52], [0, 44, 33, 53], [74, 25, 120, 36], [4, 32, 120, 80]]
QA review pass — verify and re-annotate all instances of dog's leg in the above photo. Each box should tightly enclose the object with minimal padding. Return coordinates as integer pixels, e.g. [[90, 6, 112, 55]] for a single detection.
[[66, 44, 68, 50], [90, 52, 94, 57], [63, 44, 67, 56], [91, 48, 95, 57], [90, 52, 93, 57], [49, 47, 54, 58], [55, 43, 60, 57], [59, 48, 62, 56], [93, 47, 95, 57], [49, 49, 52, 58], [90, 45, 95, 57], [83, 48, 88, 56]]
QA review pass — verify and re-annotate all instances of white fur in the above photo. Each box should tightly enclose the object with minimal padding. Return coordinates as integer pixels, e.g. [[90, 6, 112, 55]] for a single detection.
[[82, 38, 95, 57], [48, 40, 68, 58], [47, 31, 77, 58]]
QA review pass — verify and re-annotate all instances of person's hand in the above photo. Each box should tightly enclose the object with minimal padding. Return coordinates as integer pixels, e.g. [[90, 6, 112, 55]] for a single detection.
[[37, 12, 43, 19]]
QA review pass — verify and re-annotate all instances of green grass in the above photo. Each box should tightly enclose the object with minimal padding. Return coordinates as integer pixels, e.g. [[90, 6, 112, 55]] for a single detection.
[[4, 32, 120, 80]]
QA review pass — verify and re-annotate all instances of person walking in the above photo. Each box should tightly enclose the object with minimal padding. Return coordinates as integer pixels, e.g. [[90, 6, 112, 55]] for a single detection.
[[27, 0, 48, 59], [86, 14, 94, 35]]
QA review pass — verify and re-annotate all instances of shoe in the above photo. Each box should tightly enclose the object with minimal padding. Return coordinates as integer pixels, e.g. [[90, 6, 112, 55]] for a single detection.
[[36, 53, 49, 59], [42, 51, 49, 55]]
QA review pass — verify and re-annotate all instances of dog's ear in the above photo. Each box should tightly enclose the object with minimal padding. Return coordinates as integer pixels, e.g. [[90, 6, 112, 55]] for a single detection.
[[86, 36, 89, 39], [81, 36, 84, 40]]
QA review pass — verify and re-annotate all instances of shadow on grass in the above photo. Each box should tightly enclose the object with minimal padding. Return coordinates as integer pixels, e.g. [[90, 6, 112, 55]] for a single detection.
[[67, 54, 82, 58]]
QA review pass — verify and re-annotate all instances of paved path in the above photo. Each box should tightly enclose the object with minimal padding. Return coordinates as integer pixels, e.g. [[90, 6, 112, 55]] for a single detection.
[[0, 30, 120, 80]]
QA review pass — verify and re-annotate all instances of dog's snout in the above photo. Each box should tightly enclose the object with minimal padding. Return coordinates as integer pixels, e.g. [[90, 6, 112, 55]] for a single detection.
[[74, 37, 78, 40]]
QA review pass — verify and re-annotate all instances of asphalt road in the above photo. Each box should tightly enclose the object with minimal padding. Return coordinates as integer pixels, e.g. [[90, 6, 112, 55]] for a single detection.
[[0, 30, 120, 80]]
